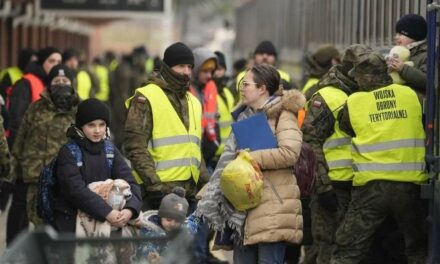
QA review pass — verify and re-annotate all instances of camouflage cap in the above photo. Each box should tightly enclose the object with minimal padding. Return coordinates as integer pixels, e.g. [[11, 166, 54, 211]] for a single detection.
[[341, 44, 373, 76], [313, 44, 340, 67], [348, 51, 388, 77]]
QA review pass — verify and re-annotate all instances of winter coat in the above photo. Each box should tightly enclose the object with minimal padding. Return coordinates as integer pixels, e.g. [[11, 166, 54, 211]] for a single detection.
[[400, 41, 427, 95], [53, 136, 142, 233], [12, 90, 77, 183], [138, 210, 200, 258], [8, 62, 47, 147], [244, 89, 304, 245], [196, 89, 305, 246]]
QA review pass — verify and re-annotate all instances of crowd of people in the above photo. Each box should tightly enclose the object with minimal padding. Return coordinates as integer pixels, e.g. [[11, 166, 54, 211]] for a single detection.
[[0, 12, 431, 264]]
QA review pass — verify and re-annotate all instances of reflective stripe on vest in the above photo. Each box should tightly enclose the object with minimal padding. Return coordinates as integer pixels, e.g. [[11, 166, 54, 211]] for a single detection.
[[318, 87, 353, 181], [23, 74, 44, 102], [302, 78, 319, 95], [126, 84, 202, 183], [347, 84, 427, 186], [216, 88, 234, 156], [94, 65, 110, 101], [77, 70, 92, 100], [352, 139, 424, 153]]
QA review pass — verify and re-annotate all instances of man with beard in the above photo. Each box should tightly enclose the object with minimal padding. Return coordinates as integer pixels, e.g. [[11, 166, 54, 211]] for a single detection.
[[124, 42, 208, 211], [300, 44, 371, 264]]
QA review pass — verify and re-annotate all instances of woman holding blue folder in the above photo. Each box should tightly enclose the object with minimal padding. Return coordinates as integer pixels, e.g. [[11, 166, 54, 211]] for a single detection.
[[197, 64, 305, 263]]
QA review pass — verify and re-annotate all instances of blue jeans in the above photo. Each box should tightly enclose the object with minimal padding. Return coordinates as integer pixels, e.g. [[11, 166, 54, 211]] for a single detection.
[[233, 242, 287, 264]]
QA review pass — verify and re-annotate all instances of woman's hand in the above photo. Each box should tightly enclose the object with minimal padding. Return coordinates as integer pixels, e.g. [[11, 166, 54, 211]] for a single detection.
[[388, 57, 405, 72], [105, 209, 121, 226], [113, 209, 133, 227]]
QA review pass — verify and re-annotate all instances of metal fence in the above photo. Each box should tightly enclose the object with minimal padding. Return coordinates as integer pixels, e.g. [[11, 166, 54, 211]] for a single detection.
[[235, 0, 428, 61], [0, 227, 195, 264]]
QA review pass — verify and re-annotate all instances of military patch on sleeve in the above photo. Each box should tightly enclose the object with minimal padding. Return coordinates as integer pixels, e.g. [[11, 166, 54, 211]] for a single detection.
[[137, 96, 147, 104], [312, 100, 322, 108]]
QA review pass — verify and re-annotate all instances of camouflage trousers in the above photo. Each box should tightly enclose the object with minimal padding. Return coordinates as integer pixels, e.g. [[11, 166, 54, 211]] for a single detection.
[[330, 181, 428, 264], [304, 187, 351, 264], [26, 183, 44, 227]]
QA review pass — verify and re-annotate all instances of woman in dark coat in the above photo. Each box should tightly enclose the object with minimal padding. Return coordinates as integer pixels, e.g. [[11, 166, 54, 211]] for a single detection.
[[53, 98, 142, 233]]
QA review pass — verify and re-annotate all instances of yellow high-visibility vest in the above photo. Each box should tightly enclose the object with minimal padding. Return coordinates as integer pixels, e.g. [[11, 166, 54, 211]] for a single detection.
[[126, 84, 202, 183], [347, 83, 427, 186], [94, 65, 110, 102], [109, 59, 119, 72], [0, 66, 23, 85], [215, 87, 235, 156], [317, 86, 352, 181], [76, 70, 92, 100], [145, 58, 154, 74], [302, 78, 319, 95]]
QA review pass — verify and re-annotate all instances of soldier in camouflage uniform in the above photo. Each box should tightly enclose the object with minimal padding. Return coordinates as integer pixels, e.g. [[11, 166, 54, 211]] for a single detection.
[[301, 44, 372, 264], [12, 64, 78, 226], [330, 51, 428, 264], [124, 42, 208, 211], [302, 45, 340, 99]]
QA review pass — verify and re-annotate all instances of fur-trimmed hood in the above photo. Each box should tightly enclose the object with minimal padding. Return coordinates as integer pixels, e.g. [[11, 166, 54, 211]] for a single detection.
[[263, 89, 306, 119], [139, 210, 166, 235]]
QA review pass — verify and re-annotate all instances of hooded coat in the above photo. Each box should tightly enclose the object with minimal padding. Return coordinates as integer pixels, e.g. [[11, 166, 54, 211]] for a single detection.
[[197, 89, 305, 246]]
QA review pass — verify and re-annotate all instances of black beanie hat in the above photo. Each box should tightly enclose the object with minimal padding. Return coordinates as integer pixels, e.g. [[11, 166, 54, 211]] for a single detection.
[[62, 48, 80, 63], [254, 40, 277, 58], [47, 64, 75, 85], [163, 42, 194, 68], [76, 98, 110, 128], [18, 48, 36, 72], [37, 47, 61, 66], [396, 14, 427, 41], [214, 51, 227, 70]]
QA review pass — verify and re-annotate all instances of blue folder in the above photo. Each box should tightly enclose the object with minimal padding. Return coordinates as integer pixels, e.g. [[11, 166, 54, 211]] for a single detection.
[[232, 112, 278, 151]]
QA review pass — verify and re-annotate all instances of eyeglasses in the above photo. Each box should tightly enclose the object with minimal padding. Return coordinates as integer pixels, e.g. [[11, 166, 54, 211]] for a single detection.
[[239, 81, 260, 89]]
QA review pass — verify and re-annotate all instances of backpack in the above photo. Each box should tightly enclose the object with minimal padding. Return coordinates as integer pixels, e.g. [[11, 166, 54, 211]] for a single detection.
[[293, 142, 317, 197], [37, 140, 115, 226], [274, 109, 318, 198]]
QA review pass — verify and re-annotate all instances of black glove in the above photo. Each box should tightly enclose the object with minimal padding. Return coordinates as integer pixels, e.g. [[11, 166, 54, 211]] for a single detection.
[[318, 190, 338, 212], [0, 163, 10, 178], [0, 181, 14, 211]]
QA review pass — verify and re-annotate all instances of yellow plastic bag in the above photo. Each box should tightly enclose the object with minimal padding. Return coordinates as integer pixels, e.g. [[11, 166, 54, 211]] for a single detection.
[[220, 151, 264, 211]]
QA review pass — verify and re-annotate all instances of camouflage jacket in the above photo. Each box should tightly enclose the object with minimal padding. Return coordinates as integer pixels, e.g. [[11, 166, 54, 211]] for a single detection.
[[0, 105, 10, 182], [301, 65, 357, 193], [124, 70, 208, 196], [12, 90, 77, 183]]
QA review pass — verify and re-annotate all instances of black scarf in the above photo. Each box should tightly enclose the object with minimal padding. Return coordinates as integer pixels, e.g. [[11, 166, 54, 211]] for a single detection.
[[152, 63, 191, 98]]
